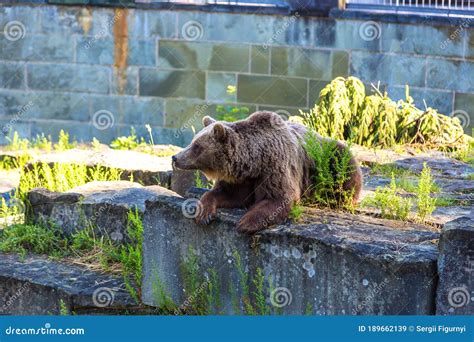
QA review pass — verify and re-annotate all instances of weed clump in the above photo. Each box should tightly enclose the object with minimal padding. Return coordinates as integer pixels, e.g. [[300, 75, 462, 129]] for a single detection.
[[303, 130, 356, 210], [416, 163, 437, 221], [363, 175, 412, 221], [301, 77, 470, 151]]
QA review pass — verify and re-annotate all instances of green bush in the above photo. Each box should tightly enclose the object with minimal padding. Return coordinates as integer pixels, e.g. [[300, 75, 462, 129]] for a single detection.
[[301, 77, 470, 151]]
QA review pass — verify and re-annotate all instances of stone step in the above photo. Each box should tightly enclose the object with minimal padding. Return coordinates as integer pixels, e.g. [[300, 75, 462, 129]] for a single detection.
[[0, 253, 139, 315], [142, 194, 439, 315], [28, 181, 180, 240]]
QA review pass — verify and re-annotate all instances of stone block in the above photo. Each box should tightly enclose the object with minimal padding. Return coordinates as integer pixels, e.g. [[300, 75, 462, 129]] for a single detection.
[[139, 69, 205, 99], [145, 11, 178, 38], [308, 79, 327, 108], [436, 216, 474, 315], [177, 12, 275, 45], [142, 195, 439, 314], [27, 64, 110, 94], [90, 95, 164, 126], [159, 40, 249, 73], [0, 6, 40, 35], [332, 50, 349, 79], [206, 73, 236, 103], [454, 92, 474, 136], [28, 181, 178, 238], [29, 92, 90, 122], [270, 47, 331, 80], [0, 35, 74, 62], [314, 19, 380, 51], [111, 66, 138, 95], [0, 253, 138, 315], [351, 51, 426, 88], [426, 59, 474, 93], [76, 36, 114, 65], [237, 74, 307, 107], [0, 62, 25, 89], [251, 45, 270, 74], [381, 23, 464, 58]]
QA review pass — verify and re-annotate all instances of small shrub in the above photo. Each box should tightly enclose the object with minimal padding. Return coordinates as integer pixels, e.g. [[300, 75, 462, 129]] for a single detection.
[[301, 77, 470, 151], [416, 163, 436, 221], [303, 130, 355, 210], [110, 127, 147, 150], [363, 175, 412, 220], [54, 130, 75, 152]]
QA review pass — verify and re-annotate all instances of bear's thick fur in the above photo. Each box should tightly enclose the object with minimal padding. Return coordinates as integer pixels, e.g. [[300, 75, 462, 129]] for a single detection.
[[172, 111, 362, 234]]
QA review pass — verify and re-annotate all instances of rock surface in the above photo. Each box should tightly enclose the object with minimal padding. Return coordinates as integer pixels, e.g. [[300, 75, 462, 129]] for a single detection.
[[0, 147, 194, 195], [29, 181, 180, 239], [436, 216, 474, 315], [0, 253, 138, 315], [142, 194, 439, 315]]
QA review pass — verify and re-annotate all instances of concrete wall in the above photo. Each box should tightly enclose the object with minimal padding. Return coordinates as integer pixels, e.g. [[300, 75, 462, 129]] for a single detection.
[[0, 4, 473, 146]]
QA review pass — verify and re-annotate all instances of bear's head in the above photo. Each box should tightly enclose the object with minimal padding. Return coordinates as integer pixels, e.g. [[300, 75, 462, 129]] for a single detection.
[[172, 116, 234, 181]]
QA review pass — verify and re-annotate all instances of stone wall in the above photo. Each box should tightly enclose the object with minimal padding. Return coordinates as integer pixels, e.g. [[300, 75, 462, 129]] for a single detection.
[[0, 4, 473, 146]]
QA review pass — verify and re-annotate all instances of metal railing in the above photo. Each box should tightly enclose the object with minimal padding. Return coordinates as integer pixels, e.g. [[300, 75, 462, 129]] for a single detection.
[[346, 0, 474, 13]]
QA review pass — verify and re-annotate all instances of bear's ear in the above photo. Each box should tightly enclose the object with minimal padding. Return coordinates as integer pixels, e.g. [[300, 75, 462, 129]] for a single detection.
[[213, 123, 227, 142], [202, 116, 216, 127]]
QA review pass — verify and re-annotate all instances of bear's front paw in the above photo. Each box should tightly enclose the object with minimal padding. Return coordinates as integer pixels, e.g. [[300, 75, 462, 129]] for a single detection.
[[236, 213, 267, 234], [195, 202, 217, 225]]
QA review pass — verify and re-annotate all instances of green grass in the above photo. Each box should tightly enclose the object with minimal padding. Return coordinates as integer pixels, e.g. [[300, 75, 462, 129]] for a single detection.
[[362, 175, 412, 221], [435, 197, 457, 207], [370, 163, 416, 178], [0, 209, 144, 302], [363, 164, 438, 222], [289, 204, 304, 221]]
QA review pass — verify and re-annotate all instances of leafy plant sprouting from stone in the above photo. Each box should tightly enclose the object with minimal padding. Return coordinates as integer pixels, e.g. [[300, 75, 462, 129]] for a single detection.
[[176, 248, 273, 315], [363, 163, 438, 222], [416, 163, 437, 222], [303, 130, 355, 210], [289, 204, 304, 222], [110, 127, 148, 151], [363, 175, 412, 221], [301, 77, 470, 151]]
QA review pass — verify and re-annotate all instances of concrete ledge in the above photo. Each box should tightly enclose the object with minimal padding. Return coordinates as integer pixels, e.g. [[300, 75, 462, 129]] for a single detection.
[[142, 195, 439, 315], [0, 253, 138, 315], [28, 181, 180, 239], [436, 216, 474, 315]]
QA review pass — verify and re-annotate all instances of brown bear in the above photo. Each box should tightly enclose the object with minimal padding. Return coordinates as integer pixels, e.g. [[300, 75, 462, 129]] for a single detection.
[[172, 111, 362, 234]]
